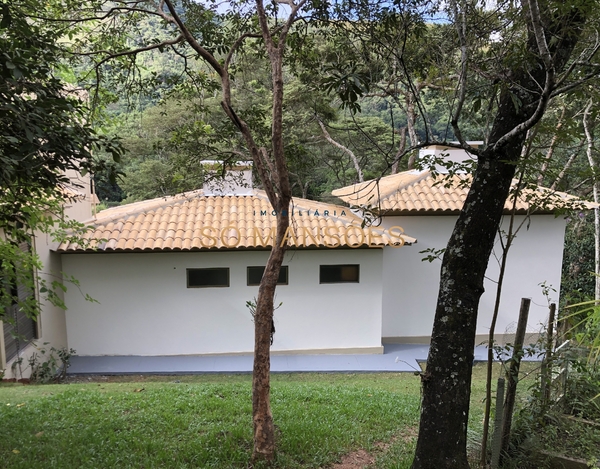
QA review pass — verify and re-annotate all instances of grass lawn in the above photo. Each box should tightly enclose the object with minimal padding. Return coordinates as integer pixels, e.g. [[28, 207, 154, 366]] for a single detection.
[[0, 364, 527, 468]]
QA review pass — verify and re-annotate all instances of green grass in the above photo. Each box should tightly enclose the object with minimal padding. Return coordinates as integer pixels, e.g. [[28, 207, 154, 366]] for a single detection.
[[0, 365, 521, 469]]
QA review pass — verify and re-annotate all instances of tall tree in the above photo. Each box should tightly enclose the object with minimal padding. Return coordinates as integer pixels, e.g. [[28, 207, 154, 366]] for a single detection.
[[409, 1, 596, 467], [48, 0, 313, 460], [317, 0, 599, 465], [0, 0, 121, 229]]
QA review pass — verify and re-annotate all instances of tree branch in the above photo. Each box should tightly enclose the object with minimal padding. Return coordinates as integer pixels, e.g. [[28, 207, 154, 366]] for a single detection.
[[162, 0, 225, 77], [318, 120, 364, 182], [492, 0, 556, 150], [551, 69, 600, 97], [550, 143, 583, 191], [450, 0, 469, 147], [83, 35, 184, 70]]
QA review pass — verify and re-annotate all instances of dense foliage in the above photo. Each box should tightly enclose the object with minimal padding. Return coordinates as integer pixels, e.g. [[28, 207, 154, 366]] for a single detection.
[[0, 0, 122, 228], [0, 0, 122, 325]]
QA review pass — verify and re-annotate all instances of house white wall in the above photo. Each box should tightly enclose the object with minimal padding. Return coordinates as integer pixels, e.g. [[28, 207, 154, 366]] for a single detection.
[[380, 214, 566, 343], [1, 174, 94, 379], [2, 232, 72, 378], [61, 248, 383, 356]]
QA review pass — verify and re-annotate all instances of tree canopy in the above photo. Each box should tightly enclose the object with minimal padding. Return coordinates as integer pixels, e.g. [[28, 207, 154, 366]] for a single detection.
[[0, 0, 122, 229], [1, 0, 123, 332]]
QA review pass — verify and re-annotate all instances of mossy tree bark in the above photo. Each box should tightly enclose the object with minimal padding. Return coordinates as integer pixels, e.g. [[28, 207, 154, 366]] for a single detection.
[[411, 1, 590, 467]]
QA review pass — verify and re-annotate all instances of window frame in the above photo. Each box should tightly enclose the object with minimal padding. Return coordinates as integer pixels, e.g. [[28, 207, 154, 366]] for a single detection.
[[2, 241, 39, 362], [247, 265, 289, 286], [186, 267, 230, 288], [319, 264, 360, 284]]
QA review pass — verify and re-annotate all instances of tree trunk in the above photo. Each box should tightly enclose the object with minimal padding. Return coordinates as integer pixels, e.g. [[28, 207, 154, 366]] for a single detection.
[[583, 99, 600, 300], [319, 120, 364, 182], [250, 3, 295, 461], [391, 126, 407, 174], [480, 175, 522, 466], [252, 208, 289, 461], [537, 106, 565, 185], [411, 2, 587, 466], [411, 143, 521, 469], [406, 94, 419, 169]]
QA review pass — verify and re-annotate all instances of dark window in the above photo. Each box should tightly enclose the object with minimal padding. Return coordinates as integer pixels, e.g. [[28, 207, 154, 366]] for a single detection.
[[3, 305, 37, 362], [187, 268, 229, 288], [319, 264, 360, 284], [2, 241, 38, 362], [247, 266, 288, 286]]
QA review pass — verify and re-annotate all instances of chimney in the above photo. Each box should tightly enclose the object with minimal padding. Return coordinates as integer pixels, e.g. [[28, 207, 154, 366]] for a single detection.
[[418, 141, 482, 173], [202, 161, 254, 196]]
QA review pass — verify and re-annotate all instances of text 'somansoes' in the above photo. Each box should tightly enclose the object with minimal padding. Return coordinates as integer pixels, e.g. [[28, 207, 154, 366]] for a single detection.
[[197, 224, 407, 249]]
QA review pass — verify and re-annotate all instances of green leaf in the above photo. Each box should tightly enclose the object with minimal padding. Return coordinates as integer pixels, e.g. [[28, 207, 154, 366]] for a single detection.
[[0, 4, 10, 29]]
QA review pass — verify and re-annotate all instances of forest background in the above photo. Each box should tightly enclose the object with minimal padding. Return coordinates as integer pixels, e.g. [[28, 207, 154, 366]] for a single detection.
[[86, 6, 596, 303]]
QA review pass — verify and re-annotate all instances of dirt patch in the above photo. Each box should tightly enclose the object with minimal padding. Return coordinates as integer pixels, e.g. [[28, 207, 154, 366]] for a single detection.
[[326, 427, 417, 469], [399, 426, 418, 442], [329, 448, 375, 469]]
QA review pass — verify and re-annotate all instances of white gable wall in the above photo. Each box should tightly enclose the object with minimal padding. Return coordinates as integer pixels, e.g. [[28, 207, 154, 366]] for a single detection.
[[62, 249, 383, 356], [380, 214, 566, 343]]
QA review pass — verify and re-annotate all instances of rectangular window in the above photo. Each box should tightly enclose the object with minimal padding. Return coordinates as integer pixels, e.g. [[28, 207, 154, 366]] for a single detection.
[[247, 266, 288, 286], [187, 268, 229, 288], [3, 305, 38, 362], [319, 264, 360, 284], [2, 241, 38, 362]]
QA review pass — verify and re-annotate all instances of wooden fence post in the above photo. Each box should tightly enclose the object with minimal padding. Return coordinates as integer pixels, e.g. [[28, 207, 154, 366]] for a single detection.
[[491, 377, 505, 469], [540, 303, 557, 406], [500, 297, 530, 462]]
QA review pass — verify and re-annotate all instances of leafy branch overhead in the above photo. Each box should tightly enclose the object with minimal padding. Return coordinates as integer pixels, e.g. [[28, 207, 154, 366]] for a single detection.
[[0, 0, 124, 229]]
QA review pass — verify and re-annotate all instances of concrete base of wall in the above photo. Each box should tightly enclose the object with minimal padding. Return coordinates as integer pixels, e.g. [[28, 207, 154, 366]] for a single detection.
[[383, 333, 541, 347], [272, 346, 384, 356], [76, 346, 385, 358]]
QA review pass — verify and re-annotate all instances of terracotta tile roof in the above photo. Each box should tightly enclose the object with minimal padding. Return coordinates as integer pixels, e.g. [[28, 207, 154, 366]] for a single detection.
[[332, 170, 594, 215], [57, 190, 415, 252]]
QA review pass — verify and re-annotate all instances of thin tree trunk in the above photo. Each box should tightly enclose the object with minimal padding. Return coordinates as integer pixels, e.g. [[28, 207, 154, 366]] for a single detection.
[[318, 120, 364, 182], [252, 209, 289, 460], [538, 106, 565, 185], [392, 126, 408, 174], [250, 1, 297, 459], [480, 170, 525, 466], [500, 298, 531, 462], [406, 94, 419, 169], [163, 0, 300, 459], [550, 146, 581, 191], [583, 99, 600, 300]]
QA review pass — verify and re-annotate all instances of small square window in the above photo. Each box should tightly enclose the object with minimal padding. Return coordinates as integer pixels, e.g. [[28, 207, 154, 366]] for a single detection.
[[247, 266, 288, 286], [319, 264, 359, 284], [187, 268, 229, 288]]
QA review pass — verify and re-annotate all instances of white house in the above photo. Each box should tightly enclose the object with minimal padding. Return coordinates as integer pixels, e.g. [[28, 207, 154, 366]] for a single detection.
[[333, 165, 572, 345], [56, 189, 410, 358], [1, 147, 583, 377]]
